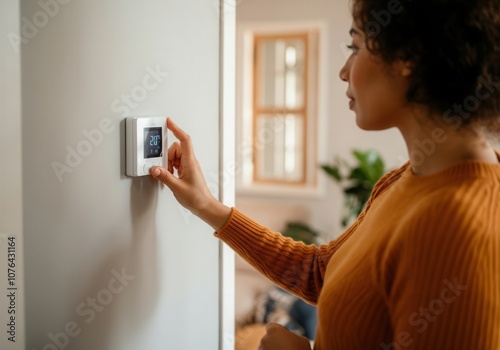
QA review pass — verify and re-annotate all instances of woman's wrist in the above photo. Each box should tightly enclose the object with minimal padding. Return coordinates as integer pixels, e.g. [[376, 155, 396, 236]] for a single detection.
[[196, 197, 232, 231]]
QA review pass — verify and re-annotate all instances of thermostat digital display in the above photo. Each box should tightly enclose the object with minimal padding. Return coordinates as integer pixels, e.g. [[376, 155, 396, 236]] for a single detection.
[[125, 116, 167, 177], [144, 127, 162, 159]]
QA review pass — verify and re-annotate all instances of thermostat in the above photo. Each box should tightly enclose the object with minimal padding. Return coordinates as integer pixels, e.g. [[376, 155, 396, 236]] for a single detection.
[[125, 116, 167, 177]]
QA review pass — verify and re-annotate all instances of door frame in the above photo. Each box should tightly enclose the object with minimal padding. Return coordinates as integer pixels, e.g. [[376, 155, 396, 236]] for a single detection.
[[218, 1, 236, 350]]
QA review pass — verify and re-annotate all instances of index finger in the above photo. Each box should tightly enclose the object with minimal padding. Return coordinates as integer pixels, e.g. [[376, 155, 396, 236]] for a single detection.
[[166, 117, 195, 157]]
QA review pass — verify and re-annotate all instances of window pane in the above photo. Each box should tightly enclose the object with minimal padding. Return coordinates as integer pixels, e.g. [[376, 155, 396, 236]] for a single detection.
[[257, 37, 306, 109], [255, 114, 305, 182]]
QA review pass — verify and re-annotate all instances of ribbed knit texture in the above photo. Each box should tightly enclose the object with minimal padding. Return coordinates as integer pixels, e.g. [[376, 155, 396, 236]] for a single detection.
[[215, 156, 500, 349]]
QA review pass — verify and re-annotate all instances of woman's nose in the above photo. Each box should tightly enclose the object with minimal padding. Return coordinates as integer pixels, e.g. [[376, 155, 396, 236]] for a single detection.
[[339, 62, 349, 82]]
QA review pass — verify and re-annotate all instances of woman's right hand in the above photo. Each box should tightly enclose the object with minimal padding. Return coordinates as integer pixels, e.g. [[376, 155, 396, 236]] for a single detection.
[[150, 118, 231, 230], [259, 323, 312, 350]]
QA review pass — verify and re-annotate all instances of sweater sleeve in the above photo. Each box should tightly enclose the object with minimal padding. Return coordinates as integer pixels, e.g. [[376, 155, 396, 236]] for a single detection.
[[215, 208, 354, 304], [214, 164, 408, 304], [379, 195, 500, 349]]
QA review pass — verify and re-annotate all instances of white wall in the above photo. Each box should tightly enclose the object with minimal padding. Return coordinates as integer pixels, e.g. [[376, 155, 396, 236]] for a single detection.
[[2, 1, 228, 349], [235, 0, 407, 240]]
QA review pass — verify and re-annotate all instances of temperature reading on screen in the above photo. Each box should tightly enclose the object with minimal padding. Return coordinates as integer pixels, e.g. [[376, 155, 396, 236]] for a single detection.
[[150, 135, 160, 146], [144, 127, 162, 158]]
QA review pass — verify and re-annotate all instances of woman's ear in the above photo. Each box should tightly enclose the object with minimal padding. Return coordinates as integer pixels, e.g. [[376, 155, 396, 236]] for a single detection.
[[399, 60, 413, 77]]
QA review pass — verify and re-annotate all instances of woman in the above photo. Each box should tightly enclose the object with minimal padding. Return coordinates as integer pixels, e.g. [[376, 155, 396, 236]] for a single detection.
[[152, 0, 500, 348]]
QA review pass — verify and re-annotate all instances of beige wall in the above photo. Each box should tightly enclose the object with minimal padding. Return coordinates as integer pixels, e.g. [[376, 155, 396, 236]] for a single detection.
[[0, 1, 25, 349]]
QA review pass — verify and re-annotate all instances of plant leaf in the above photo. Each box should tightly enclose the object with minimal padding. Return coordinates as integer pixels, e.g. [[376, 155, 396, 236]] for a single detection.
[[321, 164, 342, 182], [353, 149, 385, 184], [348, 167, 368, 183]]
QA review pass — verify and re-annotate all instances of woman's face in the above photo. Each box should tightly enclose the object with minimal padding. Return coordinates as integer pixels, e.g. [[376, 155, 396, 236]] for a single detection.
[[339, 23, 410, 131]]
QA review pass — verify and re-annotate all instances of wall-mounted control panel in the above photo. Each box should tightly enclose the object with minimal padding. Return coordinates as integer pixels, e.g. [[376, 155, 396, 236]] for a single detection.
[[126, 116, 167, 177]]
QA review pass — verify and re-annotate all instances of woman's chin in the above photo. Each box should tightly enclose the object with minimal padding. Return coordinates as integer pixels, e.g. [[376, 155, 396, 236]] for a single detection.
[[355, 114, 391, 131], [354, 114, 373, 130]]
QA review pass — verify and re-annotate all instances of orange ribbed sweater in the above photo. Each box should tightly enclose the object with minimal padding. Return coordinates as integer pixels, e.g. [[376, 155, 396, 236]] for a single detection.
[[216, 158, 500, 349]]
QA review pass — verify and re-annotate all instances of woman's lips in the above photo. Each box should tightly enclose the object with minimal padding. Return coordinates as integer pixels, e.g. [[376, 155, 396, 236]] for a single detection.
[[346, 93, 355, 109]]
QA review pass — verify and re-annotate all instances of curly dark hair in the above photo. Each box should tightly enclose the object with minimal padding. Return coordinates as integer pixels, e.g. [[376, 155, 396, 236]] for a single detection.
[[352, 0, 500, 133]]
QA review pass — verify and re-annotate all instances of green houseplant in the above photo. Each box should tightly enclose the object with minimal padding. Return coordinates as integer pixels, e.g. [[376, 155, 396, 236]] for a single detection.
[[321, 149, 386, 227]]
